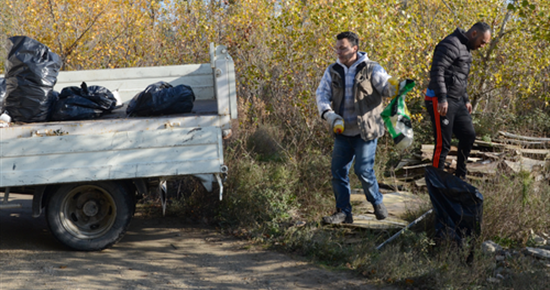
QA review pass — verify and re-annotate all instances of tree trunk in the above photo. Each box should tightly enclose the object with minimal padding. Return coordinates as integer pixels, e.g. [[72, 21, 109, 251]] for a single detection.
[[471, 3, 514, 112]]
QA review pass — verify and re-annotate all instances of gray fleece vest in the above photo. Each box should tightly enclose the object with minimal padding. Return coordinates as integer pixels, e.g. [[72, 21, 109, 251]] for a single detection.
[[329, 61, 385, 141]]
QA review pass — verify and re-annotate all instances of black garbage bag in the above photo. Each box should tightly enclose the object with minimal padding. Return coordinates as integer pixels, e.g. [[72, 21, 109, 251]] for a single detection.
[[4, 36, 62, 122], [126, 81, 195, 117], [50, 93, 105, 121], [58, 82, 116, 111], [50, 82, 116, 121], [425, 166, 483, 244]]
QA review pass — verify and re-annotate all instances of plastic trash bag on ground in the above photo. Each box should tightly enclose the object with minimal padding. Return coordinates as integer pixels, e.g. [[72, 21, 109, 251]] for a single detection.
[[4, 36, 62, 122], [126, 81, 195, 117], [381, 79, 415, 150], [425, 166, 483, 244], [50, 82, 117, 121]]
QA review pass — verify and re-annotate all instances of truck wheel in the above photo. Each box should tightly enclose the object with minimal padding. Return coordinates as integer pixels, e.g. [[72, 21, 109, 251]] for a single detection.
[[46, 181, 134, 251]]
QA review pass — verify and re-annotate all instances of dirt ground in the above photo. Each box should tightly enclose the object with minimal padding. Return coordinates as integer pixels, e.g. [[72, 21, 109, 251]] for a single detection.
[[0, 194, 396, 290]]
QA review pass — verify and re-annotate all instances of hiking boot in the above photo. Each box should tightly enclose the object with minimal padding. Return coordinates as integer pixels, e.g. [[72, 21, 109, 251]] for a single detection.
[[322, 211, 353, 224], [373, 203, 388, 220]]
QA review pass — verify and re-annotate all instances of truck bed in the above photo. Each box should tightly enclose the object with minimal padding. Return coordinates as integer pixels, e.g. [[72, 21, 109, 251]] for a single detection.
[[1, 44, 236, 188]]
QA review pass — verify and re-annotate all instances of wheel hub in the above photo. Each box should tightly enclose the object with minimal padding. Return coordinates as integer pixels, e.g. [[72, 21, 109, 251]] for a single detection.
[[82, 200, 99, 216]]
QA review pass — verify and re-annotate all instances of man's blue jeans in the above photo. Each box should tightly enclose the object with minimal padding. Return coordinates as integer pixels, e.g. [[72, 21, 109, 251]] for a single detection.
[[331, 134, 383, 216]]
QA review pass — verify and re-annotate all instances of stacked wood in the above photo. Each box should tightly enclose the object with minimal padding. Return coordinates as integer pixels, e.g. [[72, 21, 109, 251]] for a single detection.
[[382, 131, 550, 189]]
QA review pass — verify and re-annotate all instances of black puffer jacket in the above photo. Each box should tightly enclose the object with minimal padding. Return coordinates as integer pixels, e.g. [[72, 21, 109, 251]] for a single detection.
[[428, 28, 472, 103]]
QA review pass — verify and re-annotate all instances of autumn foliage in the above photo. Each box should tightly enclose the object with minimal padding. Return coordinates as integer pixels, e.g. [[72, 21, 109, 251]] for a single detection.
[[2, 2, 550, 286], [2, 0, 548, 130]]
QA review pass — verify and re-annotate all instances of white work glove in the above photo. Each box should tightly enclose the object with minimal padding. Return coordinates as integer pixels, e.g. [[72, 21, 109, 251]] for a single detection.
[[324, 110, 344, 134]]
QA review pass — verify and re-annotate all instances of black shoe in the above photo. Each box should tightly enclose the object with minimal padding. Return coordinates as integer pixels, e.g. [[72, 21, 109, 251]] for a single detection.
[[373, 203, 388, 220], [322, 212, 353, 224]]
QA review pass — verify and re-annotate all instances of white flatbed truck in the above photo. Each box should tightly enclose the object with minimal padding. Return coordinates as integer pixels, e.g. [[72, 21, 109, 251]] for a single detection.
[[0, 44, 237, 251]]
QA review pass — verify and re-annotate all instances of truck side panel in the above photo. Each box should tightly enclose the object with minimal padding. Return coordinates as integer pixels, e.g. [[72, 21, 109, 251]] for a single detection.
[[0, 126, 223, 187]]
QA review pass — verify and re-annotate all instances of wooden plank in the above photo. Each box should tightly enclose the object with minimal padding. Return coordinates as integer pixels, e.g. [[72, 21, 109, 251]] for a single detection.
[[503, 157, 547, 173], [401, 163, 431, 170], [422, 144, 482, 157], [394, 158, 423, 171], [474, 139, 508, 148], [498, 131, 550, 142], [479, 152, 505, 160], [422, 144, 482, 154], [421, 144, 458, 153], [517, 148, 550, 155], [497, 138, 550, 146], [338, 215, 407, 230], [475, 140, 550, 155], [420, 151, 481, 163], [468, 161, 498, 174]]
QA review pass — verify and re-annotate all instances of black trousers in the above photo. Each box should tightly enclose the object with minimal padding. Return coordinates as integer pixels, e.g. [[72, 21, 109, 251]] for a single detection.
[[425, 96, 476, 178]]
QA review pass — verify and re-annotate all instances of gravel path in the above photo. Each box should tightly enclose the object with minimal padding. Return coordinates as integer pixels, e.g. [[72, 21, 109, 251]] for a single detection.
[[0, 194, 395, 290]]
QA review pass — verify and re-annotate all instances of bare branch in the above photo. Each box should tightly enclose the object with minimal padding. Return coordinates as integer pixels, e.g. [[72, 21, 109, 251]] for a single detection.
[[47, 0, 63, 56], [441, 0, 459, 22], [62, 9, 106, 70], [472, 1, 516, 111]]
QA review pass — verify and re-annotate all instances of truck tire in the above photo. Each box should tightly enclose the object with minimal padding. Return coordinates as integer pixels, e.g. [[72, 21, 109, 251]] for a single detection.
[[45, 181, 134, 251]]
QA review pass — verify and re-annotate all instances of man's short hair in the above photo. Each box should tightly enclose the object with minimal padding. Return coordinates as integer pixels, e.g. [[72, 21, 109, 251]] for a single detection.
[[337, 31, 359, 48], [470, 22, 491, 34]]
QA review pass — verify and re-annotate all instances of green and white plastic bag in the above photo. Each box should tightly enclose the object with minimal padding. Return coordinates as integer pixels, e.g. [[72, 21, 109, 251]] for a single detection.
[[381, 79, 415, 150]]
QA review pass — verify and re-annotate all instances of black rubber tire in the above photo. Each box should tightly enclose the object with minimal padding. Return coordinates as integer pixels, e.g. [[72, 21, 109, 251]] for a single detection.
[[45, 181, 134, 251]]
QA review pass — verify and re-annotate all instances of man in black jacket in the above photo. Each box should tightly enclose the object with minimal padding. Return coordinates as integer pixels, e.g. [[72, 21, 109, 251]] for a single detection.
[[425, 22, 491, 179]]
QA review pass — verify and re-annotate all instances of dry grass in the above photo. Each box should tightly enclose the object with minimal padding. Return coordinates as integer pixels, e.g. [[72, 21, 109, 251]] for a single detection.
[[137, 123, 550, 289], [478, 171, 550, 247]]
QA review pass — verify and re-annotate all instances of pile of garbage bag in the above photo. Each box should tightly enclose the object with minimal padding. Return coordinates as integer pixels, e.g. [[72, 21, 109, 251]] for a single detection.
[[1, 36, 195, 123]]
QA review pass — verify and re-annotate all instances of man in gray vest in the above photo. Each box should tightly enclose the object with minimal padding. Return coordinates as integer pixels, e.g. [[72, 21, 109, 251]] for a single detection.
[[316, 31, 399, 224]]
